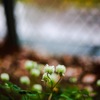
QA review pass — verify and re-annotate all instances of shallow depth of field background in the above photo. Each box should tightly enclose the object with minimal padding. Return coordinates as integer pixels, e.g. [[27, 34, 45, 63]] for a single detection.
[[0, 1, 100, 100], [0, 0, 100, 56]]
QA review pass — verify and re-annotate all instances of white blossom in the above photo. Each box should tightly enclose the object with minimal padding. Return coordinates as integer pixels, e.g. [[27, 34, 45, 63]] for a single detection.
[[56, 65, 66, 76], [44, 64, 55, 74]]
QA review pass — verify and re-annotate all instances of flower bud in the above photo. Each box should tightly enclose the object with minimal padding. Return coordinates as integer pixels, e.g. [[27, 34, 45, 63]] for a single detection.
[[97, 79, 100, 86], [30, 69, 40, 77], [20, 76, 30, 85], [44, 64, 55, 74], [47, 73, 59, 86], [42, 73, 49, 82], [49, 73, 59, 84], [69, 77, 77, 83], [25, 60, 37, 70], [32, 84, 42, 93], [0, 73, 9, 81], [56, 65, 66, 76], [4, 83, 10, 92]]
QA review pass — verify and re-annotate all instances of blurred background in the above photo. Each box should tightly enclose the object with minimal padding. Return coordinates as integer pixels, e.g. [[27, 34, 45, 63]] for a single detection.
[[0, 0, 100, 56], [0, 1, 100, 99]]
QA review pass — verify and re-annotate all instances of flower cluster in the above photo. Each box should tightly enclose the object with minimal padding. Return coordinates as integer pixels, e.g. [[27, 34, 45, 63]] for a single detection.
[[41, 64, 66, 100], [25, 60, 41, 77], [42, 64, 66, 86], [44, 64, 55, 74], [43, 64, 66, 76], [56, 65, 66, 76]]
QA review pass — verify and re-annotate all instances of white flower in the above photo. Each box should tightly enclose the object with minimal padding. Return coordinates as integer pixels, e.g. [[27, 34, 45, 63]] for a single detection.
[[0, 73, 9, 81], [44, 64, 55, 74], [20, 76, 30, 85], [56, 65, 66, 76], [30, 69, 40, 77], [25, 60, 37, 70], [32, 84, 42, 93]]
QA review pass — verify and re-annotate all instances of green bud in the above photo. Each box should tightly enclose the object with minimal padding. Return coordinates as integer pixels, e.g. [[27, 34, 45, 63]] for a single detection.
[[49, 73, 59, 84], [42, 73, 49, 82], [75, 94, 82, 99], [32, 84, 42, 93], [44, 64, 55, 74], [69, 77, 77, 83], [97, 79, 100, 86], [30, 69, 40, 77], [4, 83, 11, 92], [20, 76, 30, 85], [47, 73, 59, 86], [25, 60, 37, 70], [0, 73, 9, 81], [56, 65, 66, 76]]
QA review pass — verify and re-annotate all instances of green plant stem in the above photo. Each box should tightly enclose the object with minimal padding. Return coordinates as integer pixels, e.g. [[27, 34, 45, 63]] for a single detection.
[[38, 93, 41, 100], [47, 76, 62, 100], [48, 93, 52, 100], [52, 76, 62, 89], [47, 73, 53, 88]]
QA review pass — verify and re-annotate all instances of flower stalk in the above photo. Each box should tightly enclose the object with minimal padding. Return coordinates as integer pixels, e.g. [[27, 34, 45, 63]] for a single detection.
[[42, 64, 66, 100]]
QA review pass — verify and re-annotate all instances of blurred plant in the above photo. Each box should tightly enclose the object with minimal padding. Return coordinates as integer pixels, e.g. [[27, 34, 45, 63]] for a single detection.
[[20, 76, 30, 85], [25, 60, 37, 71], [30, 68, 40, 77], [0, 61, 93, 100], [97, 79, 100, 86], [69, 77, 78, 83], [60, 86, 92, 100], [0, 73, 10, 81], [32, 84, 42, 93], [42, 64, 66, 100]]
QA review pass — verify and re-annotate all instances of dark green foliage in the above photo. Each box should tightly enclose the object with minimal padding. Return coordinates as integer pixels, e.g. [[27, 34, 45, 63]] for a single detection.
[[0, 82, 93, 100], [0, 82, 41, 100], [60, 87, 92, 100]]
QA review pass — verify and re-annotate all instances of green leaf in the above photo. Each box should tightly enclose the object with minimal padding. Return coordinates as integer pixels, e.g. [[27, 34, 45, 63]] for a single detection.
[[61, 94, 73, 100]]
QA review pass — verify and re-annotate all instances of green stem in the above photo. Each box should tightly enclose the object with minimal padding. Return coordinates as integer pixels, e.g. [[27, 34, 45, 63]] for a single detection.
[[48, 93, 52, 100], [52, 76, 62, 89], [38, 93, 41, 100], [47, 76, 62, 100], [47, 73, 51, 80], [47, 73, 53, 89]]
